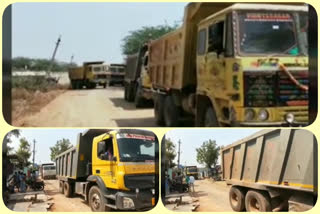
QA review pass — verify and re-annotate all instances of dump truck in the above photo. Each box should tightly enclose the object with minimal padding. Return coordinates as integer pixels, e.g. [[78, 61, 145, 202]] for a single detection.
[[221, 129, 317, 212], [124, 44, 153, 107], [68, 61, 108, 89], [149, 3, 309, 127], [55, 129, 157, 211], [106, 64, 126, 86], [185, 166, 198, 180]]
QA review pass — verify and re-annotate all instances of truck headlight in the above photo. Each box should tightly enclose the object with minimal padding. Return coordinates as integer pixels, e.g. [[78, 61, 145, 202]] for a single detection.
[[245, 109, 255, 121], [123, 197, 135, 209], [258, 109, 269, 121], [151, 189, 155, 195], [285, 113, 295, 124]]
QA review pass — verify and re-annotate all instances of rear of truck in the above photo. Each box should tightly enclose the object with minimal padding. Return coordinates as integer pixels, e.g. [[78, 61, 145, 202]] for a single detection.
[[221, 129, 317, 212], [124, 44, 153, 107]]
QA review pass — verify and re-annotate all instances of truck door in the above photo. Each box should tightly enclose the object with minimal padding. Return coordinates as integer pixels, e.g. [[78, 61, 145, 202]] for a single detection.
[[95, 137, 118, 189], [205, 19, 226, 92], [196, 28, 207, 90]]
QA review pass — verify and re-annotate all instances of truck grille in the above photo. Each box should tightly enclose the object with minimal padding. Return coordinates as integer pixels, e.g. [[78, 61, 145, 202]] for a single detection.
[[244, 70, 308, 107], [124, 174, 155, 190]]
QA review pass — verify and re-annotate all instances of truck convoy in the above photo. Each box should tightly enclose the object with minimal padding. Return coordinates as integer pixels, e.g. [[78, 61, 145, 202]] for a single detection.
[[106, 64, 126, 86], [68, 61, 108, 89], [221, 129, 317, 212], [55, 129, 157, 211], [124, 44, 153, 107], [148, 3, 309, 127], [185, 166, 198, 180]]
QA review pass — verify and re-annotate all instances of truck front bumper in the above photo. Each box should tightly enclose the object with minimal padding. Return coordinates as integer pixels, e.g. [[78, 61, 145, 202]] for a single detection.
[[238, 121, 308, 127], [114, 190, 155, 211]]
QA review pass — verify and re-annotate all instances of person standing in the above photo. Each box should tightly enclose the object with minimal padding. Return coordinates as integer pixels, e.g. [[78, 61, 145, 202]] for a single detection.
[[19, 173, 26, 193], [189, 175, 195, 194]]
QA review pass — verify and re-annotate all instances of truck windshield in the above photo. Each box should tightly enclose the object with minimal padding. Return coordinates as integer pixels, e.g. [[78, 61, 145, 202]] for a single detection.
[[238, 11, 301, 55], [117, 134, 155, 162], [187, 168, 197, 173]]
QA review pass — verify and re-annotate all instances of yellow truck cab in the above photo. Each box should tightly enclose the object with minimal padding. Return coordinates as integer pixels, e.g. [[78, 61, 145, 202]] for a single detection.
[[185, 166, 198, 180], [69, 61, 106, 89], [196, 4, 308, 126], [149, 3, 309, 127], [88, 63, 108, 88], [56, 129, 157, 211]]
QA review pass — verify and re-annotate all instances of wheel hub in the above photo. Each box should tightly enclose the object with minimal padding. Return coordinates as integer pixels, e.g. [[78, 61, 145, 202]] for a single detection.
[[92, 193, 101, 209]]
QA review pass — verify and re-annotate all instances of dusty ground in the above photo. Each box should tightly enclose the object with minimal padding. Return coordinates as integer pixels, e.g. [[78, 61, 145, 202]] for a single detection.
[[44, 179, 91, 212], [194, 179, 233, 212], [12, 88, 66, 126], [13, 86, 156, 127]]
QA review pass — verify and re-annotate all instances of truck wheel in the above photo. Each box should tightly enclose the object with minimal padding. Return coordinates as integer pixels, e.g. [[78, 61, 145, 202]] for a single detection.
[[103, 83, 107, 88], [124, 85, 128, 101], [127, 84, 135, 102], [135, 85, 145, 108], [154, 95, 165, 126], [89, 186, 106, 212], [59, 181, 64, 194], [245, 190, 271, 212], [63, 182, 72, 197], [204, 107, 220, 127], [229, 186, 245, 211], [164, 95, 180, 127]]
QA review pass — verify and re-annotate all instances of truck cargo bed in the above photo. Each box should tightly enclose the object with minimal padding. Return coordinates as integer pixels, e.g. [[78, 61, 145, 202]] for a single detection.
[[221, 129, 317, 193]]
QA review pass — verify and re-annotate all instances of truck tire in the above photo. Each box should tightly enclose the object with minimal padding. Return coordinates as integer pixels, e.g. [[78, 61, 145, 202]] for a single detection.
[[245, 190, 272, 212], [154, 95, 165, 126], [63, 182, 72, 198], [135, 84, 145, 108], [89, 186, 106, 212], [127, 83, 135, 102], [204, 106, 220, 127], [103, 83, 107, 88], [229, 186, 245, 211], [124, 85, 128, 101], [59, 181, 64, 194], [164, 95, 180, 127]]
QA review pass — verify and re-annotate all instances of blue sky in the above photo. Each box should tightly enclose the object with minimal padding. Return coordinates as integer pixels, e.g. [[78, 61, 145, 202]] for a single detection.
[[165, 129, 262, 167], [10, 129, 86, 164], [12, 2, 187, 65]]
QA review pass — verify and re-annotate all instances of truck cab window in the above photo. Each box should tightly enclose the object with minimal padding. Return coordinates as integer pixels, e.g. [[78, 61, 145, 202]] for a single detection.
[[197, 29, 207, 55], [208, 21, 224, 54], [97, 138, 114, 161]]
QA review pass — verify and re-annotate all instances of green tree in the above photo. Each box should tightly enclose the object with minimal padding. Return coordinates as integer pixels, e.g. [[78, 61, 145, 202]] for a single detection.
[[165, 137, 177, 169], [15, 137, 31, 168], [50, 138, 72, 161], [196, 140, 220, 169], [3, 130, 20, 154], [121, 24, 178, 55]]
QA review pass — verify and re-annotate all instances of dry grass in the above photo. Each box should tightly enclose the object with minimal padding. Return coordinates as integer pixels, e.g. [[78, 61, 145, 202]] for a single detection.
[[12, 85, 68, 126]]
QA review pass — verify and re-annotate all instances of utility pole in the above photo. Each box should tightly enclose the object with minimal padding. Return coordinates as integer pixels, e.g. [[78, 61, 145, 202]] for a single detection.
[[47, 35, 62, 76], [70, 54, 74, 65], [177, 140, 181, 169], [32, 139, 36, 168]]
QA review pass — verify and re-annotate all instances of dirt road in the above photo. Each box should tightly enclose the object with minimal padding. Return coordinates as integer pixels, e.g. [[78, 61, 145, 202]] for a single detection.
[[20, 87, 156, 127], [194, 179, 233, 212], [44, 179, 91, 212]]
